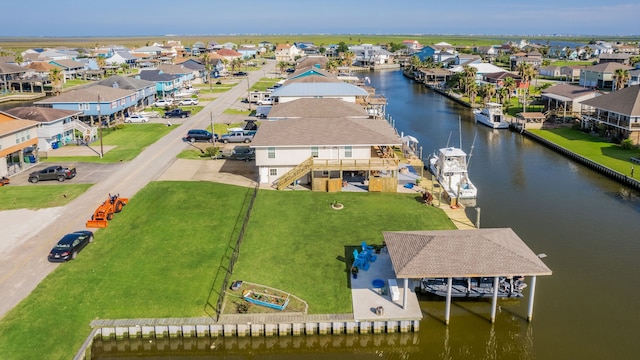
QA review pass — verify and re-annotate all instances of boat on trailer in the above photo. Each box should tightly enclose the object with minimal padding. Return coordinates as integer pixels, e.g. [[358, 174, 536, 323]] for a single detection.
[[473, 102, 510, 129], [421, 277, 527, 298]]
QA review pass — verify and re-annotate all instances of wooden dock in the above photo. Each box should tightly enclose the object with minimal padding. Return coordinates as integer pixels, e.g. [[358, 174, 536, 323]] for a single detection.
[[417, 175, 477, 230]]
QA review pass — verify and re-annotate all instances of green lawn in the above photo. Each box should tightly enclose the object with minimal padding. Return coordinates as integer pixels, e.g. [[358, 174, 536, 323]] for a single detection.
[[0, 181, 454, 359], [44, 123, 174, 163], [529, 128, 640, 176], [0, 184, 93, 210]]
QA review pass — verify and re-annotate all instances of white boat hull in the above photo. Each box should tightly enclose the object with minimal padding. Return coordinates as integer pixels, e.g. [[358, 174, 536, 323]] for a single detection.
[[474, 103, 510, 129], [428, 147, 477, 200]]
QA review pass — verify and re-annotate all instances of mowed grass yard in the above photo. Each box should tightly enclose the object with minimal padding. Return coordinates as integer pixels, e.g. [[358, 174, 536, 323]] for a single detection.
[[530, 128, 640, 176], [0, 181, 454, 359], [43, 123, 174, 163]]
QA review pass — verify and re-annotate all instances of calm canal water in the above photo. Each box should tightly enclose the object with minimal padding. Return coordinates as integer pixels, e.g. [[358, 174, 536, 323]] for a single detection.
[[93, 70, 640, 359]]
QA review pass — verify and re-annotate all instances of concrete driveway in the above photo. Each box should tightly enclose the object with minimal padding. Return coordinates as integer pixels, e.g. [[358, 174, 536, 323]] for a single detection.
[[0, 60, 277, 318], [9, 161, 123, 186]]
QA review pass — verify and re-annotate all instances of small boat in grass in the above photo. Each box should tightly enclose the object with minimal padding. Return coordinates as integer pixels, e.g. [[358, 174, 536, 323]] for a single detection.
[[242, 289, 289, 310], [473, 102, 510, 129], [421, 277, 527, 298]]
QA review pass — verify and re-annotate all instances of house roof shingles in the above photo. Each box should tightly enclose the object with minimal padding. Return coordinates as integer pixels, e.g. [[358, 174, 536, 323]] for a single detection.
[[383, 228, 552, 278], [580, 85, 640, 116], [35, 85, 135, 104], [4, 107, 82, 123], [251, 117, 401, 147], [267, 98, 368, 119]]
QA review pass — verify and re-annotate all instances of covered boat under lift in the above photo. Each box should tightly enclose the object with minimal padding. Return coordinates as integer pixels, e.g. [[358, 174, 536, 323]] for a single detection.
[[383, 228, 552, 324]]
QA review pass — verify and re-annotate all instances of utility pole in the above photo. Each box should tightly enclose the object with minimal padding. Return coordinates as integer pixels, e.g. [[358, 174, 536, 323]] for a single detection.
[[98, 93, 103, 158]]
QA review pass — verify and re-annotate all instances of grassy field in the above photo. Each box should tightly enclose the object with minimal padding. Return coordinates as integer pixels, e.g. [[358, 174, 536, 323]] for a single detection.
[[0, 181, 454, 359], [530, 128, 640, 177], [44, 123, 174, 163], [0, 184, 93, 210], [2, 35, 638, 53]]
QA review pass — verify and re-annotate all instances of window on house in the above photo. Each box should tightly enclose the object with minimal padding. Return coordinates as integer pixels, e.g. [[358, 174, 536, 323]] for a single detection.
[[269, 168, 277, 176], [345, 146, 352, 158], [268, 147, 276, 159], [311, 146, 318, 158]]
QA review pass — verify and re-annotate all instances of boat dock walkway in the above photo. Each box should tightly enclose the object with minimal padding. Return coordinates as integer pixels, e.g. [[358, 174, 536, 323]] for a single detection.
[[415, 175, 477, 230]]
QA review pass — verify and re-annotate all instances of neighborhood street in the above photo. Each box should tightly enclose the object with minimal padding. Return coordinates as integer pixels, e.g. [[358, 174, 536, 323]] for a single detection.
[[0, 60, 276, 318]]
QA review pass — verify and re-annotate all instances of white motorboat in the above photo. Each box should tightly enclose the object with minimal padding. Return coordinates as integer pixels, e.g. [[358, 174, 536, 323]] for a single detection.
[[473, 102, 510, 129], [428, 147, 477, 200]]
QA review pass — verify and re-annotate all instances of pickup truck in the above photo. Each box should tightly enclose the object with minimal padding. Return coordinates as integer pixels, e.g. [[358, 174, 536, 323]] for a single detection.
[[220, 131, 255, 144], [28, 165, 76, 183], [163, 109, 191, 118]]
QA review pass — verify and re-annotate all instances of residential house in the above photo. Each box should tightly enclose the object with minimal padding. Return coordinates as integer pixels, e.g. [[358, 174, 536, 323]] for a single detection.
[[132, 45, 165, 59], [538, 65, 562, 78], [0, 60, 29, 92], [580, 85, 640, 144], [156, 63, 196, 85], [295, 55, 329, 70], [25, 61, 57, 79], [415, 44, 458, 64], [34, 84, 138, 125], [48, 59, 87, 80], [175, 58, 208, 80], [136, 69, 181, 98], [474, 45, 500, 61], [105, 51, 138, 68], [560, 65, 585, 82], [579, 62, 634, 90], [402, 40, 422, 54], [0, 111, 39, 176], [95, 75, 157, 108], [4, 107, 85, 151], [510, 51, 543, 70], [270, 80, 369, 104], [274, 44, 300, 63], [266, 98, 369, 120], [237, 46, 258, 59], [482, 71, 522, 89], [598, 53, 632, 65], [214, 48, 243, 63], [629, 69, 640, 87], [349, 44, 393, 66], [540, 84, 600, 118], [251, 116, 402, 190], [190, 41, 207, 56]]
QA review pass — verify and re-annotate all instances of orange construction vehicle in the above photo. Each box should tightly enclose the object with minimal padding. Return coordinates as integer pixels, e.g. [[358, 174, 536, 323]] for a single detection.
[[0, 176, 9, 186], [86, 194, 129, 228]]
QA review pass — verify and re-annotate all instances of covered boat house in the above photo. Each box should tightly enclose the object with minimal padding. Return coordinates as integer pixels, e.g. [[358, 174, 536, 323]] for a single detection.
[[382, 228, 552, 324]]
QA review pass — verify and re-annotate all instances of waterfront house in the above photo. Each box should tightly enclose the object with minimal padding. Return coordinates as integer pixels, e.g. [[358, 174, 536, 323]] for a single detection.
[[105, 51, 138, 68], [541, 84, 601, 119], [579, 62, 634, 90], [0, 60, 29, 92], [349, 44, 393, 66], [4, 107, 85, 151], [415, 44, 457, 65], [266, 98, 369, 120], [0, 111, 39, 177], [251, 116, 402, 190], [270, 80, 369, 104], [580, 85, 640, 145], [34, 84, 137, 125]]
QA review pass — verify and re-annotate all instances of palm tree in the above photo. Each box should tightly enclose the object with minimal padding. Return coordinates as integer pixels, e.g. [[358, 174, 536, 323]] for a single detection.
[[277, 61, 288, 76], [468, 82, 479, 106], [119, 63, 130, 75], [325, 60, 338, 73], [461, 65, 477, 99], [503, 77, 517, 104], [517, 63, 535, 111], [201, 52, 214, 90], [49, 67, 63, 95], [497, 86, 509, 105], [480, 84, 496, 105], [613, 69, 630, 91]]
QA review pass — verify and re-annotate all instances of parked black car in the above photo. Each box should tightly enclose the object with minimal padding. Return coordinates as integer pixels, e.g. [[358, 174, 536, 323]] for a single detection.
[[47, 231, 94, 262], [28, 165, 76, 183], [233, 71, 247, 76], [185, 129, 218, 143]]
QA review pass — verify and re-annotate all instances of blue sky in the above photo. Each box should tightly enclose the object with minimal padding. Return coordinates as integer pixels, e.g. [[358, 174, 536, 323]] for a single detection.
[[1, 0, 638, 37]]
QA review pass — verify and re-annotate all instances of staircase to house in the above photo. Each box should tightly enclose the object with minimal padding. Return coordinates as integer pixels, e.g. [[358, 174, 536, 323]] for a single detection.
[[69, 119, 98, 141], [276, 157, 314, 190]]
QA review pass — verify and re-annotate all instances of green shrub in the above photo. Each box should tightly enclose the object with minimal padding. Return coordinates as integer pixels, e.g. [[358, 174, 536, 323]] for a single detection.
[[620, 139, 636, 150]]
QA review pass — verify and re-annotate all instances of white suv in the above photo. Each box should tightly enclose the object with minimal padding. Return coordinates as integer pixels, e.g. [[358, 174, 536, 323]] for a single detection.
[[153, 99, 173, 107]]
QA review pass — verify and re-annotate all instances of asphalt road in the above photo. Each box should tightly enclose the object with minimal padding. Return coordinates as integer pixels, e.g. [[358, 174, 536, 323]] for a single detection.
[[0, 60, 276, 318]]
